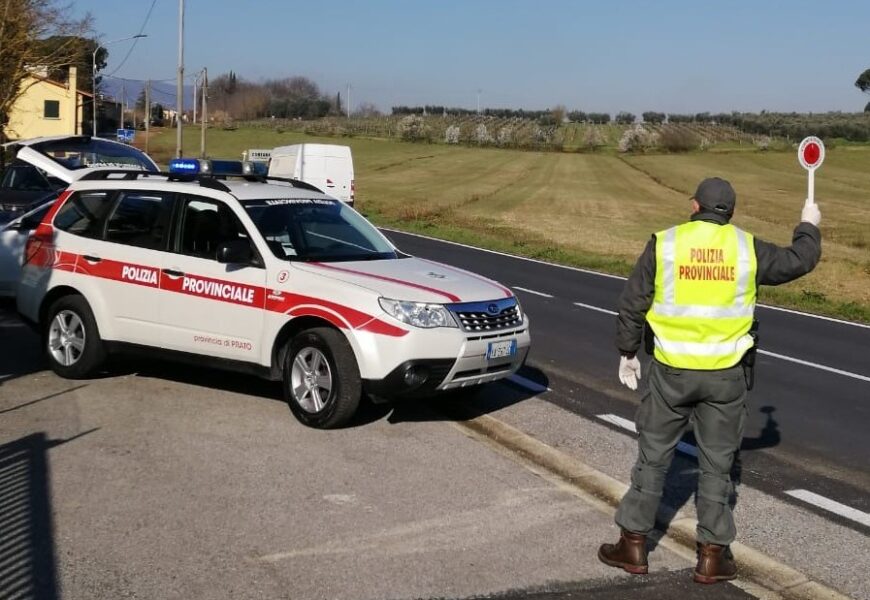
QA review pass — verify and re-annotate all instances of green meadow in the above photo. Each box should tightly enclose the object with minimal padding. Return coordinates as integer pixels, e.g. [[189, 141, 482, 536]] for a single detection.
[[144, 126, 870, 322]]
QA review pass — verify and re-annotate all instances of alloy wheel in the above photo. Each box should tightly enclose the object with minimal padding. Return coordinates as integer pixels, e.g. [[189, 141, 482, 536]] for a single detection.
[[48, 310, 86, 367], [289, 347, 333, 413]]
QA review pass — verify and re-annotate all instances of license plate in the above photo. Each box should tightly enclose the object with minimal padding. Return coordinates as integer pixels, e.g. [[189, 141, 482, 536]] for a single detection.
[[487, 339, 517, 360]]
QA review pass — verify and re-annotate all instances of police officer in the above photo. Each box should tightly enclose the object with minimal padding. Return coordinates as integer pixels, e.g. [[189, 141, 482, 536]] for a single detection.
[[598, 177, 821, 584]]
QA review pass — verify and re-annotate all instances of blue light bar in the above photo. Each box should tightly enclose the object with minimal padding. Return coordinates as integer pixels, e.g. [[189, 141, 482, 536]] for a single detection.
[[168, 158, 201, 174], [210, 160, 244, 175]]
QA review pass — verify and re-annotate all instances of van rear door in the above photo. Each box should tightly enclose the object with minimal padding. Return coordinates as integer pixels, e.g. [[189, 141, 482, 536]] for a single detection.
[[322, 153, 353, 204]]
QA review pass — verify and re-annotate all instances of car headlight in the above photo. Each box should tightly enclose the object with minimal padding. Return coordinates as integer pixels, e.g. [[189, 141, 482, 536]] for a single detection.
[[378, 298, 458, 329]]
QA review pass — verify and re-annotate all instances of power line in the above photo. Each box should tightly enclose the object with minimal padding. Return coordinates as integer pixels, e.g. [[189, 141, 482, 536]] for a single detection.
[[105, 0, 158, 77]]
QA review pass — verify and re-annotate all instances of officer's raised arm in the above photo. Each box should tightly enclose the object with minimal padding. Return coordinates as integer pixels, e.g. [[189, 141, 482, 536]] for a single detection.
[[753, 198, 822, 286]]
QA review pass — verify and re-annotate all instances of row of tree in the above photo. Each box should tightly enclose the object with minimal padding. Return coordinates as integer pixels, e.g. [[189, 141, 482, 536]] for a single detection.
[[207, 72, 344, 121]]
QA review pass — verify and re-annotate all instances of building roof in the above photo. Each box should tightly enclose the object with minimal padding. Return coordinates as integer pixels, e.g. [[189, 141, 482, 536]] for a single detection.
[[26, 72, 94, 98]]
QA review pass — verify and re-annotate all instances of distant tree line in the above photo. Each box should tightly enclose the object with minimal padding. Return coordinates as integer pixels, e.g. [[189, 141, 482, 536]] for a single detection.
[[391, 105, 561, 120], [208, 72, 341, 121], [392, 106, 624, 125]]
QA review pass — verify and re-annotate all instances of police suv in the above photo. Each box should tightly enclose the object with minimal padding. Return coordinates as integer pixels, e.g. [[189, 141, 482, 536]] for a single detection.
[[17, 160, 531, 428]]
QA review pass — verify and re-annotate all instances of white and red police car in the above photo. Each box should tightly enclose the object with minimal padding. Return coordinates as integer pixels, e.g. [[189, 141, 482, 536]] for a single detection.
[[16, 160, 531, 428]]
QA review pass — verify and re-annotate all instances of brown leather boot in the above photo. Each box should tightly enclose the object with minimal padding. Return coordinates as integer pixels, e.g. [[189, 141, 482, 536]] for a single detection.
[[694, 543, 737, 584], [598, 530, 648, 574]]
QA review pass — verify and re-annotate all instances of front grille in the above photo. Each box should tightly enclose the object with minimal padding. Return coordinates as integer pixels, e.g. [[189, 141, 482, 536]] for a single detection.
[[449, 298, 522, 333]]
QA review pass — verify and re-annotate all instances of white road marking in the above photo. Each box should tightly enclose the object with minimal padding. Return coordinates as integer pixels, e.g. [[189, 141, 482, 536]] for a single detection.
[[381, 227, 626, 280], [508, 374, 550, 393], [758, 304, 870, 330], [382, 228, 870, 329], [785, 489, 870, 528], [570, 302, 869, 383], [512, 286, 554, 298], [596, 414, 698, 457], [573, 302, 618, 316], [597, 413, 636, 432], [757, 349, 870, 383]]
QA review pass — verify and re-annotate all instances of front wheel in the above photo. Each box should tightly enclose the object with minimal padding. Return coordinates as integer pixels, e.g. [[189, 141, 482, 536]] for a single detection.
[[282, 327, 361, 429], [44, 295, 106, 379]]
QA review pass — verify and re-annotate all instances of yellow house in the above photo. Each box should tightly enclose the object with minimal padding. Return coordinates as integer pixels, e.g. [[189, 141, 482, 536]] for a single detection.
[[6, 66, 91, 140]]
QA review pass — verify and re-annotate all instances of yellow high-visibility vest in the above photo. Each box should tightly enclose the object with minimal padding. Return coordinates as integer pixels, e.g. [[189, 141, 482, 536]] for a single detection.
[[646, 221, 757, 370]]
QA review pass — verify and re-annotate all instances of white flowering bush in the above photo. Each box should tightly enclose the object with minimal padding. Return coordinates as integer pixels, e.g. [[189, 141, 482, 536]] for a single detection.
[[397, 115, 431, 142], [445, 124, 461, 144], [618, 124, 658, 153], [496, 126, 514, 147], [755, 136, 771, 151], [474, 124, 492, 144]]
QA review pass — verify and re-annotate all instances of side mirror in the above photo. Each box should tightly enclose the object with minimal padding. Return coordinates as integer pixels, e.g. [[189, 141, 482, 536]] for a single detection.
[[216, 239, 253, 264]]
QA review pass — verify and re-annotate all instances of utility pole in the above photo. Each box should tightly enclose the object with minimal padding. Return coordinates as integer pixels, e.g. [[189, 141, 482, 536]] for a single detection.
[[176, 0, 184, 157], [477, 89, 481, 115], [192, 74, 197, 125], [145, 79, 151, 154], [121, 81, 126, 130], [347, 83, 351, 118], [91, 34, 147, 137], [200, 67, 208, 159]]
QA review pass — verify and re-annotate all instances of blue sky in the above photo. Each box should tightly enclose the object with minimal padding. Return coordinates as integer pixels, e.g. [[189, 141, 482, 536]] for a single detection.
[[73, 0, 870, 114]]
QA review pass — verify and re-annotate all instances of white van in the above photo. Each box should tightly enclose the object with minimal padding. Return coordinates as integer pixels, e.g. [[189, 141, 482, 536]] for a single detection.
[[268, 144, 355, 206]]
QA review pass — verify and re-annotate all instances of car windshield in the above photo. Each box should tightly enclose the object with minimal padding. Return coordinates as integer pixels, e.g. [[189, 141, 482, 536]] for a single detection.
[[30, 138, 158, 172], [242, 198, 398, 262]]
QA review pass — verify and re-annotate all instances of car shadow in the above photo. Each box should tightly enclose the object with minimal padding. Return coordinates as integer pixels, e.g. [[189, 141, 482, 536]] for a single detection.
[[122, 356, 549, 429], [380, 365, 550, 426], [0, 298, 45, 387]]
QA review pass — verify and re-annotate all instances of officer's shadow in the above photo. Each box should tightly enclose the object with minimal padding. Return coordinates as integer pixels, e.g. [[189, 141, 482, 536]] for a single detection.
[[647, 405, 780, 552]]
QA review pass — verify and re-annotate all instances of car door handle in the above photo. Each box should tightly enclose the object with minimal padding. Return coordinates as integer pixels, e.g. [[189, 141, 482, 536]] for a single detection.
[[162, 268, 185, 278], [82, 255, 101, 263]]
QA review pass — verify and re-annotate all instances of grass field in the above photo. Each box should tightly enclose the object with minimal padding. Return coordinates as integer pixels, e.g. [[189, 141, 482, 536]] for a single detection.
[[142, 127, 870, 322]]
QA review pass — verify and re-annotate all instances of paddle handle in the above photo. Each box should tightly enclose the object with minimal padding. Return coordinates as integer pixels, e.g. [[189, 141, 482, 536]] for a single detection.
[[807, 169, 815, 205]]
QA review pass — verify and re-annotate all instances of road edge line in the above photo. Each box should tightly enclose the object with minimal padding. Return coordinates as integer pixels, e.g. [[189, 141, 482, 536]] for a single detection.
[[381, 227, 870, 329], [454, 412, 852, 600]]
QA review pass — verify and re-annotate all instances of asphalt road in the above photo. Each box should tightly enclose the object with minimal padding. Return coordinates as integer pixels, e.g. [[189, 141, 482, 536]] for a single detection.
[[1, 230, 867, 598], [0, 302, 760, 600], [383, 229, 870, 533]]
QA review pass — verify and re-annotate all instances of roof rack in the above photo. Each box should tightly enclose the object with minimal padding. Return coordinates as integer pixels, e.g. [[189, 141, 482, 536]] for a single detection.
[[77, 169, 232, 191], [78, 169, 161, 181], [247, 175, 323, 193], [76, 170, 325, 195]]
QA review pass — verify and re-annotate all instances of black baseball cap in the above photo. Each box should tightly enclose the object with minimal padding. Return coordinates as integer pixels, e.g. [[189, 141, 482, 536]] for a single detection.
[[692, 177, 736, 216]]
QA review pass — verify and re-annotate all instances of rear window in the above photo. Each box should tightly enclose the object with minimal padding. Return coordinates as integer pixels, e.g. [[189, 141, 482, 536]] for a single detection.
[[53, 191, 115, 239], [30, 138, 158, 172]]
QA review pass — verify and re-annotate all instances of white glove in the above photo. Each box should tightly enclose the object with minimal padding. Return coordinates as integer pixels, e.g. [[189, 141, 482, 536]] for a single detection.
[[801, 198, 821, 227], [618, 355, 642, 391]]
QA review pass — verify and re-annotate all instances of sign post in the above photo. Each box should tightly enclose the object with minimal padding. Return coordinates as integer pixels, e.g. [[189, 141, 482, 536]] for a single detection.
[[797, 136, 825, 204], [116, 128, 136, 144]]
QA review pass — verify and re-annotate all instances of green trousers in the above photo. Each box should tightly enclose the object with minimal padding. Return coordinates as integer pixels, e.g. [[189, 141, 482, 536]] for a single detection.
[[615, 359, 748, 545]]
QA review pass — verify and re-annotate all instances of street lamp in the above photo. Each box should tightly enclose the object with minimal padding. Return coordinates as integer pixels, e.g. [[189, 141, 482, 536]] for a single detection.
[[92, 34, 148, 136]]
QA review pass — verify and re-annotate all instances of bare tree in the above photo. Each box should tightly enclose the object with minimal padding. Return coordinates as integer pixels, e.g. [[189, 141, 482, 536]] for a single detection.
[[550, 104, 567, 124], [0, 0, 92, 148], [352, 102, 381, 118]]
